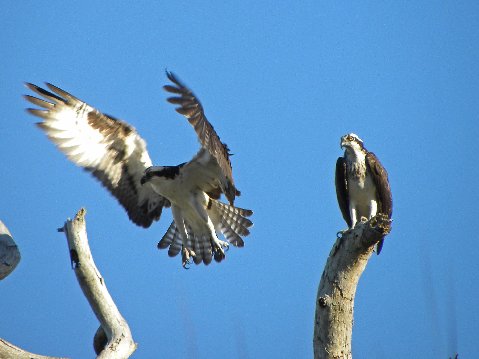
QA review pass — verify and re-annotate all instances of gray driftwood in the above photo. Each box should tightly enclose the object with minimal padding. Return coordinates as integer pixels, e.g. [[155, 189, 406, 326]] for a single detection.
[[60, 208, 137, 358], [313, 214, 392, 359], [0, 220, 21, 280], [0, 338, 67, 359]]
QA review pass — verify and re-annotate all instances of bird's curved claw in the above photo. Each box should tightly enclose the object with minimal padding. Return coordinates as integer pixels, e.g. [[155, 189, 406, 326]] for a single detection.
[[182, 247, 196, 269], [213, 248, 226, 262], [211, 239, 228, 262]]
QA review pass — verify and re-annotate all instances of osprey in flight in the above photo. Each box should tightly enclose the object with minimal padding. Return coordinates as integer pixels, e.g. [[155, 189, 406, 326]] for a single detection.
[[24, 72, 253, 267], [335, 133, 392, 254]]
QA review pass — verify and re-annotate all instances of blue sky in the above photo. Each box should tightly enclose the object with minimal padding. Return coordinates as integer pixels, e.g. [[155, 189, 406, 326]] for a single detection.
[[1, 1, 478, 358]]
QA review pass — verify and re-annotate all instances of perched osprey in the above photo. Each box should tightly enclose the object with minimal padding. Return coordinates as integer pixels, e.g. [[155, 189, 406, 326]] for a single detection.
[[335, 133, 392, 254], [24, 72, 253, 267]]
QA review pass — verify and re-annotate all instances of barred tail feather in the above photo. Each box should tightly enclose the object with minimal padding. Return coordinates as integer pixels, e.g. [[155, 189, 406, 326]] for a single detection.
[[157, 221, 183, 257], [201, 234, 213, 264], [158, 200, 253, 266], [193, 233, 202, 265], [187, 225, 213, 265], [222, 226, 245, 247], [209, 199, 253, 247], [158, 222, 215, 265]]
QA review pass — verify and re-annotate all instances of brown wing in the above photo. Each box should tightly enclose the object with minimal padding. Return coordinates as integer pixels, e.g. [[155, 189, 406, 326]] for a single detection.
[[366, 152, 393, 218], [24, 82, 169, 228], [335, 157, 352, 228], [366, 152, 392, 255], [163, 71, 238, 204]]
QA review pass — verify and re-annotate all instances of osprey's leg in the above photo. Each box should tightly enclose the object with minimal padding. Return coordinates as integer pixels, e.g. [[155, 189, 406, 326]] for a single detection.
[[192, 194, 228, 258], [349, 204, 358, 228], [368, 200, 382, 254], [171, 205, 196, 267], [368, 200, 378, 219], [208, 216, 228, 261]]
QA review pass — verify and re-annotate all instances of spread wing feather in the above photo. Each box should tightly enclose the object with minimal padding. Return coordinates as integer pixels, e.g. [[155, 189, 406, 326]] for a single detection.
[[163, 71, 238, 204], [335, 157, 352, 227], [24, 82, 169, 228]]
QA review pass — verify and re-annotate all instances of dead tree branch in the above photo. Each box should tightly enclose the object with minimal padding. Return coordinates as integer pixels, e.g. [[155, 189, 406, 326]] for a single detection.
[[0, 338, 67, 359], [313, 214, 392, 359], [60, 208, 137, 358], [0, 220, 21, 280]]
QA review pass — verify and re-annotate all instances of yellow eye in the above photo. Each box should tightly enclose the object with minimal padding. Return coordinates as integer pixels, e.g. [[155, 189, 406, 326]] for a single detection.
[[348, 135, 354, 141]]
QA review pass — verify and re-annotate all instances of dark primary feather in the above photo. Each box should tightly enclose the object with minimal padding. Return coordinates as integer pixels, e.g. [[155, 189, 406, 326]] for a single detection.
[[335, 157, 352, 227], [163, 71, 238, 205], [366, 152, 392, 255], [24, 82, 169, 228], [365, 152, 393, 218]]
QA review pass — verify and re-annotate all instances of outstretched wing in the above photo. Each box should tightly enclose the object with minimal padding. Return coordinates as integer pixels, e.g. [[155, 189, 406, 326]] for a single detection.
[[24, 83, 169, 228], [163, 71, 238, 204], [335, 157, 352, 228]]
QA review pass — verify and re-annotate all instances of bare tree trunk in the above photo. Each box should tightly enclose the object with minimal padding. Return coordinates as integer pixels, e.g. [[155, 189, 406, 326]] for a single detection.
[[313, 214, 392, 359], [59, 208, 137, 358]]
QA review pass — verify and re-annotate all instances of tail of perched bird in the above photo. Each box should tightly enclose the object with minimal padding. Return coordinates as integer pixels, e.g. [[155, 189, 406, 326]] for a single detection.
[[376, 239, 384, 255], [158, 199, 253, 265]]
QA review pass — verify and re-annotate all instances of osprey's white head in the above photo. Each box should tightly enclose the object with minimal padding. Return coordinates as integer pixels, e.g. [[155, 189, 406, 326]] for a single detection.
[[340, 133, 365, 155]]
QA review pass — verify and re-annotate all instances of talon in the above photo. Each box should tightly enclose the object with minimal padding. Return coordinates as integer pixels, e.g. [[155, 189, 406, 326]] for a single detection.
[[214, 248, 226, 262], [210, 239, 228, 262], [181, 247, 196, 269], [212, 239, 229, 251], [219, 240, 229, 250]]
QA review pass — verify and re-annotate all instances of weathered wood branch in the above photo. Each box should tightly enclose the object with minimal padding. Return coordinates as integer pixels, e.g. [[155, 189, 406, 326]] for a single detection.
[[0, 338, 68, 359], [60, 208, 137, 359], [313, 214, 392, 359], [0, 220, 21, 280], [0, 339, 64, 359]]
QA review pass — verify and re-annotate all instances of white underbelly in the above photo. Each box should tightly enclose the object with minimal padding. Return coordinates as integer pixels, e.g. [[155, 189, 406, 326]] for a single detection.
[[149, 176, 191, 205], [348, 175, 378, 218], [150, 177, 210, 233]]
